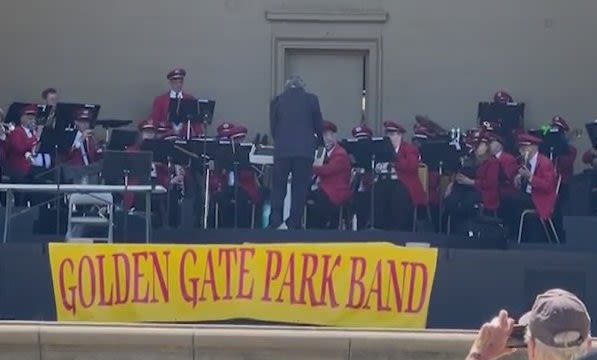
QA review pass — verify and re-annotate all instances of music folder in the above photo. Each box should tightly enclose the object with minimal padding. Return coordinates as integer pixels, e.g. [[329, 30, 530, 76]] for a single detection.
[[102, 150, 153, 186], [341, 138, 374, 169], [213, 140, 253, 171], [370, 137, 395, 163], [140, 138, 196, 168], [529, 128, 570, 158], [420, 138, 460, 173], [37, 127, 78, 154], [55, 103, 101, 129], [187, 137, 218, 170], [107, 129, 138, 151], [168, 98, 198, 125], [477, 102, 525, 129]]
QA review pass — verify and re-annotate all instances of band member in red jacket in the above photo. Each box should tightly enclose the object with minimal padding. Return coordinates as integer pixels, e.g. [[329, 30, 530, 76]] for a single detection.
[[5, 105, 46, 205], [350, 124, 374, 229], [307, 120, 352, 229], [444, 135, 500, 230], [489, 134, 518, 196], [66, 109, 101, 169], [5, 104, 41, 180], [509, 134, 558, 242], [374, 121, 425, 231], [150, 68, 201, 139]]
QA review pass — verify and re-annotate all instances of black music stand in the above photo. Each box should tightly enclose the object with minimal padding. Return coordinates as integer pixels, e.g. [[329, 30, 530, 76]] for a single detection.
[[341, 138, 374, 230], [420, 139, 460, 174], [37, 127, 76, 170], [371, 137, 396, 229], [183, 137, 218, 228], [141, 138, 172, 164], [107, 129, 139, 151], [361, 137, 395, 230], [141, 139, 184, 228], [341, 138, 373, 170], [214, 140, 252, 228], [529, 128, 569, 161], [102, 150, 152, 186], [55, 103, 101, 130], [198, 99, 216, 126], [420, 139, 460, 233], [96, 119, 133, 142], [102, 150, 152, 239], [168, 99, 199, 138], [36, 125, 78, 235], [586, 122, 597, 149], [478, 101, 525, 153]]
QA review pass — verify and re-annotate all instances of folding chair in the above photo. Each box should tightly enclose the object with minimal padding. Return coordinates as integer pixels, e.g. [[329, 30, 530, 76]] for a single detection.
[[517, 176, 562, 244], [414, 163, 433, 232]]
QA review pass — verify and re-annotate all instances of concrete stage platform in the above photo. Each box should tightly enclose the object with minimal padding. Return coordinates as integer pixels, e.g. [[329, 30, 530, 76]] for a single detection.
[[0, 322, 522, 360]]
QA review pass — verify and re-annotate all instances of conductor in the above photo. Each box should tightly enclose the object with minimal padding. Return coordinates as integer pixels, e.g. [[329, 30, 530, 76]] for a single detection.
[[269, 76, 324, 229]]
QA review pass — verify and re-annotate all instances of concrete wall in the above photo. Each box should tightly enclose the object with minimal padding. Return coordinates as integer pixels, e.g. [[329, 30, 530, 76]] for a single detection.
[[0, 322, 526, 360], [1, 0, 596, 166]]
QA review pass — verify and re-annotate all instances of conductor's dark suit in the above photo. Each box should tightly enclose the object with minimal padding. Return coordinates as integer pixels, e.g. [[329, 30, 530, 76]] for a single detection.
[[269, 86, 324, 229]]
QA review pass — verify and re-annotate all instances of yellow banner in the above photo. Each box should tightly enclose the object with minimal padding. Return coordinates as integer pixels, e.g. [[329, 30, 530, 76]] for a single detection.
[[49, 243, 438, 328]]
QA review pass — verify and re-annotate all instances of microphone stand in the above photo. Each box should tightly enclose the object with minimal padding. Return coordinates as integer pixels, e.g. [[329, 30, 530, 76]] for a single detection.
[[231, 141, 239, 229], [202, 121, 211, 229], [367, 153, 377, 230], [55, 144, 61, 235], [437, 161, 444, 234], [166, 156, 173, 228], [123, 169, 130, 239]]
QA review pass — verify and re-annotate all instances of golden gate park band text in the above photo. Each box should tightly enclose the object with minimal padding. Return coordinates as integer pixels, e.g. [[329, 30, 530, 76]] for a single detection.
[[49, 243, 438, 327]]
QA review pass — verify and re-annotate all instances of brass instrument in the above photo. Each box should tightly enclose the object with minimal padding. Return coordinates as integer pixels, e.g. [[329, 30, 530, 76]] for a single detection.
[[37, 105, 56, 128], [514, 151, 530, 189], [45, 106, 56, 128], [168, 157, 185, 203], [1, 122, 15, 134]]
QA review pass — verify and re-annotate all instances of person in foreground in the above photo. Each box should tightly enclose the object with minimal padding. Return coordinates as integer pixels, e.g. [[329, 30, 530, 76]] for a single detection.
[[466, 289, 591, 360]]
